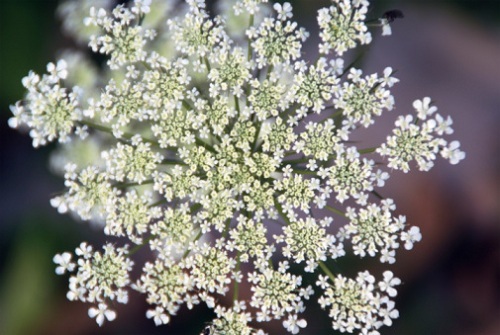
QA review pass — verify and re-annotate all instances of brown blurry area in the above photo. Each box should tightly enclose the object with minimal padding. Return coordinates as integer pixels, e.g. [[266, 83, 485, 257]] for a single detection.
[[1, 1, 499, 335], [362, 2, 500, 335]]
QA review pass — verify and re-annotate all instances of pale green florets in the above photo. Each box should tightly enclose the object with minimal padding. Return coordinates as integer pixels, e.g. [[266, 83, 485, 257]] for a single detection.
[[185, 245, 236, 295], [339, 199, 421, 264], [10, 0, 466, 333], [377, 100, 465, 172], [209, 47, 251, 97], [230, 120, 257, 151], [151, 108, 198, 148], [262, 117, 297, 154], [249, 152, 278, 179], [275, 173, 316, 214], [168, 3, 229, 58], [208, 306, 258, 335], [248, 12, 308, 68], [8, 61, 81, 147], [89, 78, 147, 131], [82, 244, 133, 300], [102, 136, 163, 184], [184, 146, 216, 172], [248, 264, 308, 322], [335, 68, 395, 128], [105, 190, 158, 243], [199, 190, 238, 232], [234, 0, 269, 15], [228, 215, 271, 262], [242, 180, 275, 214], [295, 120, 340, 161], [290, 58, 339, 113], [248, 79, 288, 120], [210, 142, 255, 192], [134, 259, 198, 323], [317, 271, 400, 334], [275, 216, 336, 272], [57, 164, 119, 220], [326, 146, 376, 205], [142, 59, 191, 111], [317, 0, 371, 55], [149, 206, 198, 258], [204, 96, 235, 135], [86, 5, 155, 69], [153, 167, 202, 202], [59, 243, 133, 325]]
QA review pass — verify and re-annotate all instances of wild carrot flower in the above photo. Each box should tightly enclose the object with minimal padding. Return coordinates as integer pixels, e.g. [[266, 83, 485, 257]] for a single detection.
[[10, 0, 464, 334]]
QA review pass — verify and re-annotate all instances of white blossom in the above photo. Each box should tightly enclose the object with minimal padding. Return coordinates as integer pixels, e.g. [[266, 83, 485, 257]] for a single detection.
[[53, 252, 75, 275], [10, 0, 464, 333], [88, 303, 116, 326]]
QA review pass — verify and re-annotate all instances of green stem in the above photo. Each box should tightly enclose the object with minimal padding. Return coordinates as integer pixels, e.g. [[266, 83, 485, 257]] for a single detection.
[[149, 199, 167, 208], [357, 147, 377, 154], [80, 120, 159, 146], [222, 218, 232, 239], [371, 190, 384, 200], [325, 205, 347, 218], [266, 64, 274, 79], [182, 100, 194, 111], [340, 51, 366, 78], [182, 230, 203, 259], [128, 235, 156, 256], [247, 14, 254, 61], [140, 60, 152, 71], [204, 57, 211, 72], [114, 179, 154, 188], [318, 260, 336, 282], [326, 109, 343, 121], [283, 151, 298, 157], [282, 157, 308, 165], [160, 158, 187, 166], [293, 169, 318, 176], [234, 95, 241, 114], [233, 253, 241, 302], [190, 203, 202, 213], [137, 14, 145, 26], [195, 137, 216, 153], [252, 121, 262, 152], [274, 198, 291, 225]]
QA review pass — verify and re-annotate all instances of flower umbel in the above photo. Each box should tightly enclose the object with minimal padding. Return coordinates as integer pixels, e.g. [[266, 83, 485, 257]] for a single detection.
[[11, 0, 464, 333]]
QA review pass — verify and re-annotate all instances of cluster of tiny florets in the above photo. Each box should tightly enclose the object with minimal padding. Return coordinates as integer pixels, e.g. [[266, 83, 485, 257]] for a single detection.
[[317, 270, 400, 335], [339, 199, 421, 264], [317, 0, 371, 55], [53, 242, 133, 326], [377, 97, 465, 172], [10, 0, 465, 334]]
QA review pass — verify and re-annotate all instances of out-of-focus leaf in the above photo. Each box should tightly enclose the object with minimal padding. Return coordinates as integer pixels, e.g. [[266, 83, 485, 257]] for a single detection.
[[0, 217, 60, 335]]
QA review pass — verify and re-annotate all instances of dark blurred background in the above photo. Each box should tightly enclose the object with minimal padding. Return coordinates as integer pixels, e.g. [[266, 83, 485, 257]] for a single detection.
[[0, 1, 499, 334]]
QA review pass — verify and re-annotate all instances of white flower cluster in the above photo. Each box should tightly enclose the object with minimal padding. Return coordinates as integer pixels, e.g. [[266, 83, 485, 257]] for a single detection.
[[10, 0, 465, 334], [8, 60, 82, 147], [339, 199, 421, 264], [317, 271, 401, 335], [53, 242, 133, 326], [377, 97, 465, 172]]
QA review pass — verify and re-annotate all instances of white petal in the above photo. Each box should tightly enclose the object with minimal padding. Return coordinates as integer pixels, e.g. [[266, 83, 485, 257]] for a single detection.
[[146, 310, 156, 319], [297, 319, 307, 328], [95, 314, 105, 326], [104, 309, 116, 321], [88, 307, 99, 318]]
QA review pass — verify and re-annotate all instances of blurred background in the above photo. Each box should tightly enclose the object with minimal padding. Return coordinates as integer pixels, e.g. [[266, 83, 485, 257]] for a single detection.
[[0, 0, 499, 334]]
